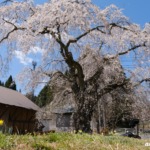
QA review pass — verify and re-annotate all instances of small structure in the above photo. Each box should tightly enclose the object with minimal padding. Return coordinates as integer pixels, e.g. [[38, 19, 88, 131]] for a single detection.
[[39, 107, 75, 132], [0, 86, 39, 134]]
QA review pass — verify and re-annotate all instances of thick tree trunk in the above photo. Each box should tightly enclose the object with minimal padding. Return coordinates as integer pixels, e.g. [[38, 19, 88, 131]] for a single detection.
[[59, 46, 94, 133], [72, 87, 98, 133], [73, 94, 94, 133], [73, 110, 92, 133]]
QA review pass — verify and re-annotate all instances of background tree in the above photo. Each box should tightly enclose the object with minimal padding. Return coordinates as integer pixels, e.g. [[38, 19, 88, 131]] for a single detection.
[[4, 75, 17, 90], [0, 80, 4, 86], [9, 81, 16, 90], [36, 85, 53, 107], [5, 75, 13, 88], [25, 92, 37, 102], [106, 88, 133, 130], [0, 75, 17, 90], [0, 0, 149, 132]]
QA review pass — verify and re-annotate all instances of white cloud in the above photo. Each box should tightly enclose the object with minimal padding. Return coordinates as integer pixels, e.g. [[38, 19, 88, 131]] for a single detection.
[[29, 46, 44, 54], [14, 46, 44, 65], [14, 51, 33, 65]]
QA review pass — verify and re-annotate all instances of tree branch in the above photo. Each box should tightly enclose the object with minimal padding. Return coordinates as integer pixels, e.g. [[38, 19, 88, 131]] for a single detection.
[[134, 78, 150, 87], [66, 25, 105, 47], [109, 23, 136, 33], [0, 28, 16, 43], [117, 43, 146, 56], [98, 78, 129, 97], [40, 25, 85, 90], [0, 19, 25, 43], [104, 42, 146, 60]]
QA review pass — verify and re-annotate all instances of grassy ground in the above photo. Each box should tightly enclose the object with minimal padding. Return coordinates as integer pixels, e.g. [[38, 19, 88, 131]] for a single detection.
[[0, 132, 149, 150]]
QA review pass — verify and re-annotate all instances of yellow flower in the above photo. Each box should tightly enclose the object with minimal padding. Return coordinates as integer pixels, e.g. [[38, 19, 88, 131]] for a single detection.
[[0, 120, 4, 126], [79, 130, 82, 134]]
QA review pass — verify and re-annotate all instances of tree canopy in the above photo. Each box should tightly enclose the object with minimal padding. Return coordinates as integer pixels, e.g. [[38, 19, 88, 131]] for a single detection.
[[5, 75, 13, 88], [36, 85, 53, 107], [0, 0, 149, 132], [0, 0, 149, 88]]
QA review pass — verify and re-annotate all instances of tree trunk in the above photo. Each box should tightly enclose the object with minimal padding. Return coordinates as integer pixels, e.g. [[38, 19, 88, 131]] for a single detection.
[[72, 89, 97, 133]]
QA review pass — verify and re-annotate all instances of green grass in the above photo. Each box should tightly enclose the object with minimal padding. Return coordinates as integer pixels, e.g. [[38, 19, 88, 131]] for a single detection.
[[0, 132, 149, 150]]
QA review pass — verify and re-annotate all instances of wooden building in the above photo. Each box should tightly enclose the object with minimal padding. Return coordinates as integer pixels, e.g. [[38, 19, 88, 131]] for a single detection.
[[0, 86, 39, 134]]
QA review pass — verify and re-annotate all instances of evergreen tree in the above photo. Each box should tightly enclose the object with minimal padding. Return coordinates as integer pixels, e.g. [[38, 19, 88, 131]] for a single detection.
[[26, 92, 37, 102], [5, 75, 13, 88], [0, 80, 4, 86], [4, 75, 17, 90], [36, 85, 53, 107], [9, 81, 17, 90]]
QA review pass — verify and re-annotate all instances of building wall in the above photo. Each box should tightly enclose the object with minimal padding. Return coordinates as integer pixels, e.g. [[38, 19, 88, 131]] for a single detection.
[[41, 113, 74, 132], [0, 104, 37, 134], [40, 112, 99, 132], [41, 114, 57, 131]]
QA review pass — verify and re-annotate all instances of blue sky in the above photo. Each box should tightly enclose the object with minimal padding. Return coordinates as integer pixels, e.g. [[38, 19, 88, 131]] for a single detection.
[[0, 0, 150, 93], [93, 0, 150, 26]]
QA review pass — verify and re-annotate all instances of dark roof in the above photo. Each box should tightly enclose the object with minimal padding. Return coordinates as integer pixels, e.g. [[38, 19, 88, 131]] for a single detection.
[[0, 86, 39, 111]]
